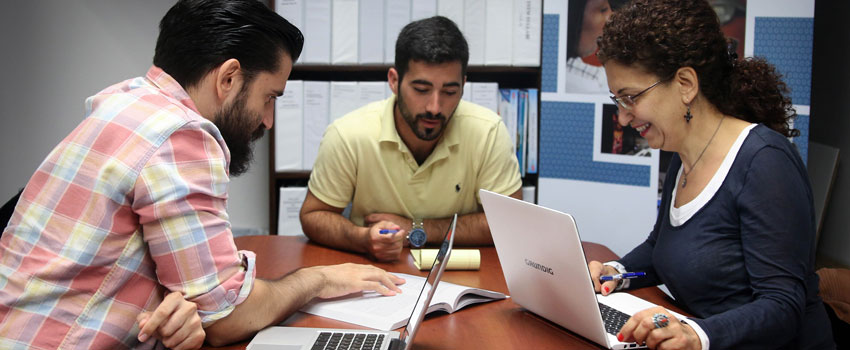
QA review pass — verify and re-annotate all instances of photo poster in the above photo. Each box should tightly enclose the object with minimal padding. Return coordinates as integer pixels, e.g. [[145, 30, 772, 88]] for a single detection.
[[538, 0, 814, 257]]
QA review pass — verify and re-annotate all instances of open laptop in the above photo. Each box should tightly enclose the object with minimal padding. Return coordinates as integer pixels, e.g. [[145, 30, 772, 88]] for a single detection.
[[479, 190, 684, 349], [247, 214, 457, 350]]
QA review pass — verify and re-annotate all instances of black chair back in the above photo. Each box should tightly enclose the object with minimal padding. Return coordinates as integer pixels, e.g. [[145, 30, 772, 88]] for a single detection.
[[0, 188, 23, 236]]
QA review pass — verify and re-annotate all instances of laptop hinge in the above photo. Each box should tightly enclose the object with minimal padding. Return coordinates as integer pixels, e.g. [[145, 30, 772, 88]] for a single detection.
[[388, 338, 406, 350]]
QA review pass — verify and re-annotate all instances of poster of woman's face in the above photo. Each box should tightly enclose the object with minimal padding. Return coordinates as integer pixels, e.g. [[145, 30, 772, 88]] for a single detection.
[[562, 0, 746, 95], [563, 0, 616, 95]]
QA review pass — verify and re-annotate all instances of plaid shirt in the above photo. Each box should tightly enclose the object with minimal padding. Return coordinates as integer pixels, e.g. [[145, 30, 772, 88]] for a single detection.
[[0, 66, 256, 349]]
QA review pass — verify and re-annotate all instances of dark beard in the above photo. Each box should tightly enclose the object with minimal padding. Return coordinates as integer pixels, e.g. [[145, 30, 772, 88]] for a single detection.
[[397, 90, 447, 141], [212, 89, 265, 177]]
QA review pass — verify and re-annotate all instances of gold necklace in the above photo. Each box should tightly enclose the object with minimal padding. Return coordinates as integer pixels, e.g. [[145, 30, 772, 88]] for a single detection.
[[682, 115, 725, 188]]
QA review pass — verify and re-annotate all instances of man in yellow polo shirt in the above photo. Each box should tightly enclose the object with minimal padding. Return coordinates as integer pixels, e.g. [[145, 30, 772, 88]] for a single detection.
[[300, 16, 522, 262]]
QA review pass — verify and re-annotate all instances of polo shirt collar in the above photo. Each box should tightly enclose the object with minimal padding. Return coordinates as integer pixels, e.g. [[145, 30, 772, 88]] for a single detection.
[[145, 65, 202, 116]]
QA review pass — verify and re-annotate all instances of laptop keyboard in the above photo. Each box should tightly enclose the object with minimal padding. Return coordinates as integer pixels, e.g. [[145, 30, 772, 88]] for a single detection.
[[311, 332, 386, 350], [598, 303, 631, 335]]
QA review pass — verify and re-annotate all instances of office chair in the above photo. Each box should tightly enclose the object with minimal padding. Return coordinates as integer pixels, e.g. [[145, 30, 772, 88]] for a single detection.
[[0, 188, 23, 237]]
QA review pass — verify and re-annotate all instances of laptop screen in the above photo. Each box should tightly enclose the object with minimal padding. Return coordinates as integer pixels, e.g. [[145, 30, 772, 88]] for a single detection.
[[397, 213, 457, 348]]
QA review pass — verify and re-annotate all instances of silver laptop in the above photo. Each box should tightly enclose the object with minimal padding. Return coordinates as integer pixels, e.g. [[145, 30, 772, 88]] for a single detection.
[[479, 190, 683, 349], [247, 214, 458, 350]]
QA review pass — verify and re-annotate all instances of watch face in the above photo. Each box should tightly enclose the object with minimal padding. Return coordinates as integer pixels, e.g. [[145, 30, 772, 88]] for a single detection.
[[409, 228, 427, 248]]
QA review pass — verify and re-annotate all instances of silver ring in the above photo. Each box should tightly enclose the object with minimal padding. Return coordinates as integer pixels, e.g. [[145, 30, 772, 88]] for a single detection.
[[652, 313, 669, 329]]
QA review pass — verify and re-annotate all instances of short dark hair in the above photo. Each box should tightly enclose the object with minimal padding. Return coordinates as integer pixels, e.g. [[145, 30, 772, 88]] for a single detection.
[[153, 0, 304, 89], [394, 16, 469, 82]]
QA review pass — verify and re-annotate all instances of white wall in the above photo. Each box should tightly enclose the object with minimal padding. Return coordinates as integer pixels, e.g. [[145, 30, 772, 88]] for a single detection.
[[0, 0, 270, 234]]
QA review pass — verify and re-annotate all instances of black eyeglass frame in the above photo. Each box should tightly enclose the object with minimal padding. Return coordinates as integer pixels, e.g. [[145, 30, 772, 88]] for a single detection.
[[609, 75, 673, 111]]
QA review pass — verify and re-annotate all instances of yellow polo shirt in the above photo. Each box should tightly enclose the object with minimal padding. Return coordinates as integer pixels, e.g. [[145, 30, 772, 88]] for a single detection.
[[308, 95, 521, 226]]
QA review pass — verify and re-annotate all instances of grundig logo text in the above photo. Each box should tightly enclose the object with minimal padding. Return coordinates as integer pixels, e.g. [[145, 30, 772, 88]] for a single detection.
[[524, 259, 554, 275]]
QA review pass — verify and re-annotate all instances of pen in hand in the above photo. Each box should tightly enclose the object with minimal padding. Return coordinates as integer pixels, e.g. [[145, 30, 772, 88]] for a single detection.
[[379, 229, 399, 234], [600, 272, 646, 281]]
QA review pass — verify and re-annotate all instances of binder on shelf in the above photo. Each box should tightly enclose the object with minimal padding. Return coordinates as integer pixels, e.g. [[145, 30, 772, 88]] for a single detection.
[[358, 0, 384, 64], [462, 81, 472, 101], [438, 0, 464, 30], [277, 187, 308, 236], [517, 89, 528, 176], [303, 0, 331, 64], [471, 82, 500, 114], [303, 81, 330, 170], [411, 0, 437, 21], [498, 89, 519, 155], [275, 0, 304, 34], [384, 0, 411, 64], [521, 185, 536, 204], [275, 80, 303, 171], [331, 0, 358, 64], [358, 81, 388, 109], [526, 88, 538, 174], [512, 0, 542, 67], [330, 81, 361, 122], [464, 0, 486, 66], [485, 0, 513, 65]]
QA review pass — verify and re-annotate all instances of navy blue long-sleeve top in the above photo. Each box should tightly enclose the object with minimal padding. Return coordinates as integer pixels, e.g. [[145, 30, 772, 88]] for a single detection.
[[618, 125, 833, 349]]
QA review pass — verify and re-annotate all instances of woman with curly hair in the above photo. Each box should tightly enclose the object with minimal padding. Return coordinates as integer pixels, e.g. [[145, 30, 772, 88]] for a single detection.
[[585, 0, 835, 349]]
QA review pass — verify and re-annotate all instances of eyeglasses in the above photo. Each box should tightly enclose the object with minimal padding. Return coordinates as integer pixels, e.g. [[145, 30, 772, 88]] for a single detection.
[[609, 79, 665, 111]]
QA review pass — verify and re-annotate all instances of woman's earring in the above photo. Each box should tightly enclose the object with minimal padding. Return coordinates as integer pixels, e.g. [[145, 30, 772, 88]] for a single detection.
[[684, 106, 693, 123]]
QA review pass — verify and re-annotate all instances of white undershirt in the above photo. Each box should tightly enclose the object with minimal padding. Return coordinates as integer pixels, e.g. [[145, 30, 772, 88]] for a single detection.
[[670, 124, 757, 226]]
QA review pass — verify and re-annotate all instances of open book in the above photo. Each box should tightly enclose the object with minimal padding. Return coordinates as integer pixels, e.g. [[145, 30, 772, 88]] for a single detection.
[[299, 273, 506, 330]]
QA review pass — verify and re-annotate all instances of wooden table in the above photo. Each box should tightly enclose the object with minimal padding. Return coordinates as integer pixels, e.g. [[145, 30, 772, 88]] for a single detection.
[[203, 235, 688, 350]]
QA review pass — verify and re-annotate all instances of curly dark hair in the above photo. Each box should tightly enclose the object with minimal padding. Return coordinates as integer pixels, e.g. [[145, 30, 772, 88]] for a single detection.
[[597, 0, 798, 137]]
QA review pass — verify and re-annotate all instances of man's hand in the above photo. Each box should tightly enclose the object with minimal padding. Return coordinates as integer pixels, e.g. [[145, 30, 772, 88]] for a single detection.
[[364, 213, 412, 232], [137, 291, 205, 350], [363, 220, 405, 261], [310, 263, 406, 299]]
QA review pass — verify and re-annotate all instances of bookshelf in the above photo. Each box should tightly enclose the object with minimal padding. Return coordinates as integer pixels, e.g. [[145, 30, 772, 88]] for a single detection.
[[268, 65, 541, 234]]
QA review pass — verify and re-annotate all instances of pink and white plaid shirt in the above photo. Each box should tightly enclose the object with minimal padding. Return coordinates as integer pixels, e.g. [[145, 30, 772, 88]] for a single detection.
[[0, 66, 256, 349]]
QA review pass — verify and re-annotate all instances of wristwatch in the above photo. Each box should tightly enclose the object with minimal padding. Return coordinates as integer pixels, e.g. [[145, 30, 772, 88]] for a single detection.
[[407, 219, 427, 248]]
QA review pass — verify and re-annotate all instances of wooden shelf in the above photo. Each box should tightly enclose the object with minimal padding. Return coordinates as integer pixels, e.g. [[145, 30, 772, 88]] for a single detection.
[[290, 65, 540, 89]]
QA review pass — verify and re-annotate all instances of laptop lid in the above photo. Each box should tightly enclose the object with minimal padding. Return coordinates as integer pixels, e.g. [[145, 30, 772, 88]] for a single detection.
[[390, 213, 457, 350], [479, 190, 615, 348]]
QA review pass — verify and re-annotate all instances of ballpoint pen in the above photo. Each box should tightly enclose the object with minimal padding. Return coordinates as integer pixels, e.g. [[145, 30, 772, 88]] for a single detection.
[[600, 272, 646, 281], [379, 229, 399, 234]]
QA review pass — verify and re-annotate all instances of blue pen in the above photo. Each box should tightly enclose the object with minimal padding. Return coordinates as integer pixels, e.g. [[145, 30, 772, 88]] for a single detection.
[[379, 229, 399, 234], [600, 272, 646, 281]]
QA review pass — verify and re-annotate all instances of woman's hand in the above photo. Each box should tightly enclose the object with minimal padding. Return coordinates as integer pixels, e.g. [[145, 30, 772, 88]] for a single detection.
[[588, 260, 620, 295], [618, 307, 701, 350]]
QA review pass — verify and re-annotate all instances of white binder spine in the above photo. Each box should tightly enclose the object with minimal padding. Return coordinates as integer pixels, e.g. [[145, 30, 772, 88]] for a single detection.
[[303, 81, 330, 170], [464, 0, 487, 65], [303, 0, 332, 64], [384, 0, 411, 64], [485, 0, 513, 65], [275, 80, 303, 171], [358, 0, 385, 64], [332, 0, 359, 64], [512, 0, 541, 67]]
